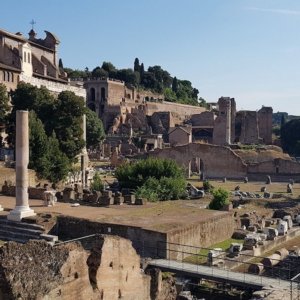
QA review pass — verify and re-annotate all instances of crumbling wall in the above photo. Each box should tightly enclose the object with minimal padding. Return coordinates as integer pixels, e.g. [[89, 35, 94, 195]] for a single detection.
[[0, 236, 151, 300], [191, 111, 215, 127], [151, 143, 247, 179], [166, 213, 234, 260], [258, 106, 273, 145], [236, 111, 259, 144]]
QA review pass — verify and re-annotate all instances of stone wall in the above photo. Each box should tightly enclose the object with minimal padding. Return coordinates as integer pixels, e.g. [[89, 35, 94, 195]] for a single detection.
[[20, 74, 86, 97], [237, 111, 259, 144], [258, 106, 273, 145], [166, 213, 234, 260], [191, 111, 215, 127], [145, 101, 205, 117], [55, 216, 167, 258], [248, 158, 300, 175], [0, 237, 151, 300], [150, 143, 247, 179], [0, 166, 36, 187]]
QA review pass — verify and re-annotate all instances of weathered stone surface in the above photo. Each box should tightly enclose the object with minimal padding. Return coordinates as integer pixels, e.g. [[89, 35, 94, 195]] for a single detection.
[[0, 236, 151, 300]]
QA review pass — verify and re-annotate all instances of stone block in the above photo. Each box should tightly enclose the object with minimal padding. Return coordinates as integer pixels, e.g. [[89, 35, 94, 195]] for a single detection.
[[114, 196, 124, 205], [135, 198, 146, 205], [124, 194, 136, 204], [99, 196, 114, 206]]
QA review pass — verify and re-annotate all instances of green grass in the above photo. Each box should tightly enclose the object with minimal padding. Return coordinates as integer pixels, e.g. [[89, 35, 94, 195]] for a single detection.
[[183, 238, 244, 265]]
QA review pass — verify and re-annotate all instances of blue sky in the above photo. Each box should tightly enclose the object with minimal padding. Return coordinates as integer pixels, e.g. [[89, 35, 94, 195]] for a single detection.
[[2, 0, 300, 114]]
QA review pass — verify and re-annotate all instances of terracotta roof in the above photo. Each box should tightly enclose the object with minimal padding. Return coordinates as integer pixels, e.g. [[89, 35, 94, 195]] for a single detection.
[[168, 126, 192, 135], [0, 63, 21, 73]]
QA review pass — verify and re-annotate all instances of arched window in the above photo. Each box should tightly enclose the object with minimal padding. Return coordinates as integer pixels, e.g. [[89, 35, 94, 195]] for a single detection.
[[24, 51, 26, 63], [10, 73, 14, 82], [6, 72, 10, 82], [2, 71, 5, 81], [28, 53, 31, 63], [90, 88, 95, 102], [101, 87, 105, 101]]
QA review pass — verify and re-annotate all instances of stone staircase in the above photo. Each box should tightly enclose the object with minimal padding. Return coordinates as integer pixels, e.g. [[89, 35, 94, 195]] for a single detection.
[[0, 218, 58, 245]]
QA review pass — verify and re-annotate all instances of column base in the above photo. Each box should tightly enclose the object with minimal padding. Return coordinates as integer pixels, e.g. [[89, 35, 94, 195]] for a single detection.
[[7, 206, 36, 222]]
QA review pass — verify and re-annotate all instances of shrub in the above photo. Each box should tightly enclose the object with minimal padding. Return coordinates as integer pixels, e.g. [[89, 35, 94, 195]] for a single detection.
[[91, 172, 103, 191], [208, 188, 229, 210], [203, 180, 214, 193], [115, 158, 184, 189], [135, 176, 187, 202]]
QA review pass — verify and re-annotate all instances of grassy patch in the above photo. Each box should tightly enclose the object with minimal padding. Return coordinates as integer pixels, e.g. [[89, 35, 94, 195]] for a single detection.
[[183, 238, 244, 265]]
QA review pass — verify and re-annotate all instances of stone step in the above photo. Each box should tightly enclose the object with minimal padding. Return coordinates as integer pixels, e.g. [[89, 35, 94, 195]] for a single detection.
[[0, 218, 44, 231], [0, 224, 44, 236], [0, 229, 41, 241], [0, 234, 27, 244]]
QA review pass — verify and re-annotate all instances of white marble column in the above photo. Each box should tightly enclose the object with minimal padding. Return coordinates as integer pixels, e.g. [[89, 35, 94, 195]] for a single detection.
[[8, 110, 35, 221]]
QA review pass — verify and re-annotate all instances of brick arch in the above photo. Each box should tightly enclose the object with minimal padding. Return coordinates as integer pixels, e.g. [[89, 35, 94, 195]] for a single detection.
[[150, 143, 247, 179]]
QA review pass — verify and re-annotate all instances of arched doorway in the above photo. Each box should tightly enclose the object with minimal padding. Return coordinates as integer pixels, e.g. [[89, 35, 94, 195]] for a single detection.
[[90, 88, 95, 102]]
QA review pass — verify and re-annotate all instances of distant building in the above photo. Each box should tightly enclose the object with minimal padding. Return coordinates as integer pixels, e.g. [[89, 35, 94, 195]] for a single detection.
[[168, 126, 192, 147]]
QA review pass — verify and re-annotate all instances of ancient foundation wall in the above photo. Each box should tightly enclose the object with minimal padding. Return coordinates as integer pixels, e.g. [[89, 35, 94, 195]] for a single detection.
[[55, 216, 167, 258], [145, 101, 205, 117], [166, 213, 234, 260], [151, 143, 247, 179], [248, 159, 300, 175]]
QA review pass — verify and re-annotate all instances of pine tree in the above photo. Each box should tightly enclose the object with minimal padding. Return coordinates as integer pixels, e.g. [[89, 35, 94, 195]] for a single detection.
[[134, 58, 140, 72], [172, 76, 178, 93], [59, 58, 64, 69], [140, 63, 145, 81]]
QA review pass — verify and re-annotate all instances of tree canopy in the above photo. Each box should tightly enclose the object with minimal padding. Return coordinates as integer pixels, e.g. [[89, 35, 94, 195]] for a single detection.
[[86, 108, 105, 148], [6, 82, 86, 182], [64, 58, 207, 107], [281, 119, 300, 156]]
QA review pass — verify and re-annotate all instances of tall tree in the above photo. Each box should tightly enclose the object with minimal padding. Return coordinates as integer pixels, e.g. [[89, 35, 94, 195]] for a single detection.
[[58, 58, 64, 69], [172, 76, 178, 93], [0, 83, 10, 126], [134, 58, 140, 72], [140, 63, 145, 81], [86, 108, 105, 148]]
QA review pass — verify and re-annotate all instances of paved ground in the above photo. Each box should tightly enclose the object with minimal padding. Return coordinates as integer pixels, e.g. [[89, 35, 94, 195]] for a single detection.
[[0, 195, 222, 232]]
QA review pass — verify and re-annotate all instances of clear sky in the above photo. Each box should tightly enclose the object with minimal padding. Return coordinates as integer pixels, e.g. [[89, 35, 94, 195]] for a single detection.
[[2, 0, 300, 114]]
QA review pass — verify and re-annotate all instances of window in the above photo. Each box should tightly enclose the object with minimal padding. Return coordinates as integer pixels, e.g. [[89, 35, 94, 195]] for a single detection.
[[24, 51, 26, 63], [28, 53, 31, 63]]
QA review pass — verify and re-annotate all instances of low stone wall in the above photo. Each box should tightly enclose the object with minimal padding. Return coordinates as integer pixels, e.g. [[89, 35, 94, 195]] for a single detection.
[[55, 213, 234, 260], [1, 185, 46, 199], [55, 216, 167, 258], [166, 212, 235, 260]]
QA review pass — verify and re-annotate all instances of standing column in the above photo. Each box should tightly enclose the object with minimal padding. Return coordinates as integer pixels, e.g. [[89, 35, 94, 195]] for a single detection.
[[81, 113, 89, 187], [225, 100, 231, 145], [8, 110, 35, 221]]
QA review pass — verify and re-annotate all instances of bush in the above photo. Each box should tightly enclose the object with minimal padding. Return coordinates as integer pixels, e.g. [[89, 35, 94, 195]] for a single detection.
[[135, 176, 187, 202], [115, 158, 184, 189], [208, 188, 229, 210], [203, 180, 214, 193], [91, 172, 103, 191]]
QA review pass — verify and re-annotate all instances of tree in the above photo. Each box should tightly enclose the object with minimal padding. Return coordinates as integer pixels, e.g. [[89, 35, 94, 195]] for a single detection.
[[0, 83, 10, 126], [91, 172, 104, 191], [91, 67, 108, 78], [46, 132, 70, 183], [281, 119, 300, 155], [101, 61, 116, 74], [134, 58, 140, 72], [140, 63, 145, 81], [58, 58, 64, 69], [86, 108, 105, 148], [52, 91, 86, 161], [115, 157, 184, 189], [172, 76, 178, 93], [28, 111, 50, 177], [209, 188, 229, 210]]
